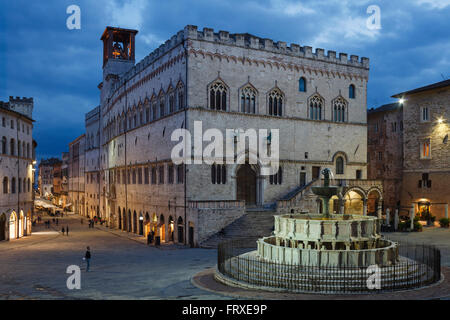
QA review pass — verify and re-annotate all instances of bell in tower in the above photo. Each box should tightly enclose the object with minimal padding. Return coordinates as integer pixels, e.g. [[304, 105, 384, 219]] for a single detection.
[[101, 26, 138, 74]]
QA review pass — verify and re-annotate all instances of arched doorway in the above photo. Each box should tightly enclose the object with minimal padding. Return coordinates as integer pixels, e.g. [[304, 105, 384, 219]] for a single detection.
[[177, 216, 184, 244], [0, 214, 6, 241], [122, 208, 127, 231], [138, 213, 144, 236], [144, 212, 150, 236], [188, 222, 195, 247], [133, 211, 137, 233], [26, 211, 31, 236], [168, 216, 174, 242], [236, 164, 257, 206], [367, 189, 382, 217], [344, 189, 365, 215], [9, 212, 17, 240], [127, 210, 132, 232], [159, 215, 165, 242], [19, 211, 24, 238], [118, 207, 122, 230]]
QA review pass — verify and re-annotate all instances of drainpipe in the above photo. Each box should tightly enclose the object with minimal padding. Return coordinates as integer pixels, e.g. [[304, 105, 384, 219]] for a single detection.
[[184, 39, 188, 246]]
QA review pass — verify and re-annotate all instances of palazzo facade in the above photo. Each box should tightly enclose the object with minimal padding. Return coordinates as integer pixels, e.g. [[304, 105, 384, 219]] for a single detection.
[[70, 26, 383, 246]]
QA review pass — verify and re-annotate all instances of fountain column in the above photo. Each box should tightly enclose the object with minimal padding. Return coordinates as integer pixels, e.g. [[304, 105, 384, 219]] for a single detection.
[[410, 204, 415, 231], [363, 199, 368, 216], [394, 209, 399, 231], [340, 199, 346, 215]]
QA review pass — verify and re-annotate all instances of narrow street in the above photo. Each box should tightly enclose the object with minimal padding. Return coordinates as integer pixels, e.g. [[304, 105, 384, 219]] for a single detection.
[[0, 214, 229, 300]]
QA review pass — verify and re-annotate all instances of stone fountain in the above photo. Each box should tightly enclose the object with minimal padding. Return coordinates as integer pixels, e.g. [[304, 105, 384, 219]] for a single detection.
[[215, 169, 440, 294]]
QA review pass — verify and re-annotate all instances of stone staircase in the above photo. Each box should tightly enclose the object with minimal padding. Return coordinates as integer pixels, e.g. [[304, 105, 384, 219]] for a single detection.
[[199, 209, 277, 249], [276, 179, 321, 214]]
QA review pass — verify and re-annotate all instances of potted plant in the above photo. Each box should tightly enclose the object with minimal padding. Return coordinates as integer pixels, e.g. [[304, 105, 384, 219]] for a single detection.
[[439, 218, 450, 228]]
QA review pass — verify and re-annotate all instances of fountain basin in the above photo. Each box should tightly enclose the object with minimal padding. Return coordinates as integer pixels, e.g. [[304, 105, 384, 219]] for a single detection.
[[274, 214, 381, 242]]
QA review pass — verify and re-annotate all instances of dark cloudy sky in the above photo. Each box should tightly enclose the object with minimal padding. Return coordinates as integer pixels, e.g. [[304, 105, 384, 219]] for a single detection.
[[0, 0, 449, 160]]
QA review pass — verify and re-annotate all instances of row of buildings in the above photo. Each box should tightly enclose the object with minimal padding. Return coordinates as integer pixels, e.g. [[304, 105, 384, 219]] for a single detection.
[[37, 153, 70, 208], [65, 25, 448, 247], [0, 96, 36, 241]]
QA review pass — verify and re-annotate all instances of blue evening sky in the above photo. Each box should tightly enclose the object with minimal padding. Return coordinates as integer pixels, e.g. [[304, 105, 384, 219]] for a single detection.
[[0, 0, 449, 160]]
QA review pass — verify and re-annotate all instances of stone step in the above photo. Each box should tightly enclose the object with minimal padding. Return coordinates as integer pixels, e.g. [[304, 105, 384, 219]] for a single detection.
[[199, 210, 277, 249]]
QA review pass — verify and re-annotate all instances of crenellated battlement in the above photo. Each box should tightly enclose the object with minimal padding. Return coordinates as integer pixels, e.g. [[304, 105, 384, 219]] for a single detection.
[[112, 25, 369, 95], [183, 25, 369, 69], [9, 96, 34, 103]]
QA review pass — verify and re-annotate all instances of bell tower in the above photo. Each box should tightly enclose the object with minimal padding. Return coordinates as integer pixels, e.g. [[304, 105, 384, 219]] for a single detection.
[[101, 26, 138, 77]]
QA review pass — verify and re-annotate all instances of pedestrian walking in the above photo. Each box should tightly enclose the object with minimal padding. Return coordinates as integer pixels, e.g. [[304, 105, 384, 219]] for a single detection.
[[61, 227, 65, 235], [147, 232, 151, 245], [84, 246, 91, 272], [66, 225, 69, 236]]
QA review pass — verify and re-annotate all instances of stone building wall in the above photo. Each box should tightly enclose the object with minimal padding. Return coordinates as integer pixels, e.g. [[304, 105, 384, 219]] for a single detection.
[[367, 104, 403, 211], [0, 98, 34, 241], [400, 86, 450, 219]]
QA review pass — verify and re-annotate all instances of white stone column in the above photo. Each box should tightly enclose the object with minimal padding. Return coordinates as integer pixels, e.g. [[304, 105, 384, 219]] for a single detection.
[[363, 199, 368, 216], [377, 201, 383, 219], [394, 209, 399, 231], [340, 199, 346, 215], [445, 203, 449, 219], [385, 208, 390, 226], [410, 204, 415, 231]]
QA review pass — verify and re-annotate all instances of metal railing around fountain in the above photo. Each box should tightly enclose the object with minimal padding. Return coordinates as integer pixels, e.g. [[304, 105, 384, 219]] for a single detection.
[[217, 239, 441, 294]]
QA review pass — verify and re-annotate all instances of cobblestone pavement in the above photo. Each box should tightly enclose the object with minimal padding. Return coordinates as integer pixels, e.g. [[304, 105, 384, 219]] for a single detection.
[[0, 214, 230, 300], [1, 214, 448, 300]]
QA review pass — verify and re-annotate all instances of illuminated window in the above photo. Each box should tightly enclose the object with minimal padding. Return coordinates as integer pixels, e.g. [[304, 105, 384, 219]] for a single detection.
[[421, 140, 431, 159]]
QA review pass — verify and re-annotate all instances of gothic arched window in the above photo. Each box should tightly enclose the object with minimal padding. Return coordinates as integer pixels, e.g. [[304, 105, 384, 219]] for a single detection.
[[349, 84, 356, 99], [209, 81, 227, 111], [177, 83, 185, 110], [1, 136, 6, 154], [10, 139, 15, 156], [211, 164, 226, 184], [268, 89, 283, 116], [3, 177, 8, 194], [269, 167, 283, 185], [333, 97, 348, 122], [11, 177, 16, 194], [336, 156, 344, 175], [309, 94, 324, 120], [299, 77, 307, 92], [169, 94, 175, 114], [240, 86, 257, 114]]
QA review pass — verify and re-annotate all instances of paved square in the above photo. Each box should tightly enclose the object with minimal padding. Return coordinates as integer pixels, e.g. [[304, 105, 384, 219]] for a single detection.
[[1, 214, 448, 300]]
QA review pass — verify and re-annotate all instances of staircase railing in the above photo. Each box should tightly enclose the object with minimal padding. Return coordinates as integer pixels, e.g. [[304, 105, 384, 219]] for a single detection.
[[276, 179, 320, 211]]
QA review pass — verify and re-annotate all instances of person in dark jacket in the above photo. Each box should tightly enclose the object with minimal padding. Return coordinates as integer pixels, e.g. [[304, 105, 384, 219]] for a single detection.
[[61, 227, 65, 235], [66, 225, 69, 236], [84, 246, 91, 271]]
